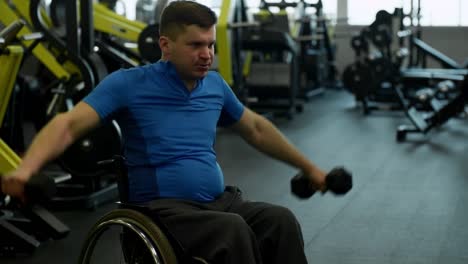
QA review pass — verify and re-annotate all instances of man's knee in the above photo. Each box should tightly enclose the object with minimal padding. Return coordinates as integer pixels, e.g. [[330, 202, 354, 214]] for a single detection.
[[262, 205, 300, 228], [261, 205, 304, 245], [208, 213, 261, 263], [218, 213, 253, 235]]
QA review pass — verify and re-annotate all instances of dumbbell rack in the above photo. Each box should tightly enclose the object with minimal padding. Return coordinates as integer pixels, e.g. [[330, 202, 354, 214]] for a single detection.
[[395, 74, 467, 142]]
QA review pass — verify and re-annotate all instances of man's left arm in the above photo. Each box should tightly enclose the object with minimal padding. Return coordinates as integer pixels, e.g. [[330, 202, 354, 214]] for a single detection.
[[231, 108, 326, 190]]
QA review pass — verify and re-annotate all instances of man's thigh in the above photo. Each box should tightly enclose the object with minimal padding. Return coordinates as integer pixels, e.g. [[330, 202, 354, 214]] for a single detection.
[[146, 199, 253, 256], [228, 199, 307, 264]]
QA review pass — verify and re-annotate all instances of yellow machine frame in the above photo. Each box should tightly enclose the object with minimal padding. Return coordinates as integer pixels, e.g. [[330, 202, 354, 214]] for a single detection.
[[93, 2, 147, 43], [216, 0, 236, 86], [1, 0, 251, 88], [0, 45, 24, 173], [0, 0, 74, 81]]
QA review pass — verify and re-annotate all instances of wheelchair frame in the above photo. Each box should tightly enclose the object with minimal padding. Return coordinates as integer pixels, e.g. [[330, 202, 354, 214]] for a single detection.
[[78, 155, 208, 264], [79, 208, 177, 264]]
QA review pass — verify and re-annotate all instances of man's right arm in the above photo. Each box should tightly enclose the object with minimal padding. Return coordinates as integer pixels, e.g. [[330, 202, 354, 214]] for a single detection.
[[1, 101, 101, 198]]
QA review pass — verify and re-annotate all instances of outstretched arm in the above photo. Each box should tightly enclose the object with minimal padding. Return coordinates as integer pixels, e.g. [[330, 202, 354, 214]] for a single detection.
[[1, 102, 101, 198], [231, 108, 326, 189]]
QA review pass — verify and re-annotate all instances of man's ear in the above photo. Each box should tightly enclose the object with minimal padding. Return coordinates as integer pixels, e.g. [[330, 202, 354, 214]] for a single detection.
[[159, 36, 171, 56]]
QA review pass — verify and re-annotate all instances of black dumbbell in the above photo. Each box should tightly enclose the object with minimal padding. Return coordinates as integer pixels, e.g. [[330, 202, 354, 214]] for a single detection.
[[291, 167, 353, 199], [25, 173, 57, 202], [1, 173, 57, 203]]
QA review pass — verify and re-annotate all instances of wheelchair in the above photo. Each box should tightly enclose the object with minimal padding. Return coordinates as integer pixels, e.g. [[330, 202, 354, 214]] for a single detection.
[[78, 155, 208, 264]]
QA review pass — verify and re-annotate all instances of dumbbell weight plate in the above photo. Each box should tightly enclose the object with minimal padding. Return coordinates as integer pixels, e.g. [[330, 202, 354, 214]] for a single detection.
[[58, 120, 122, 177], [138, 24, 161, 63], [290, 172, 315, 199], [24, 173, 57, 203], [325, 167, 353, 195]]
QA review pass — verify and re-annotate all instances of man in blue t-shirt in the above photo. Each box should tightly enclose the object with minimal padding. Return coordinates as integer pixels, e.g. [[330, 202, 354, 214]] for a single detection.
[[2, 1, 328, 263]]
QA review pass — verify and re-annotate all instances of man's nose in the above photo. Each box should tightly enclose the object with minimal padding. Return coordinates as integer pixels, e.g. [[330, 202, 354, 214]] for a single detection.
[[200, 46, 211, 59]]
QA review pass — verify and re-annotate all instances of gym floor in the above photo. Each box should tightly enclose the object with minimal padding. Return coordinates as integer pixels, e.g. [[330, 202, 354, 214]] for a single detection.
[[4, 89, 468, 264]]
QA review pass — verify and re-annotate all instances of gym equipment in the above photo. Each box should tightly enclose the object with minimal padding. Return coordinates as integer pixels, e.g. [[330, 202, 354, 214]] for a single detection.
[[78, 155, 209, 264], [236, 0, 337, 117], [395, 75, 467, 142], [93, 1, 162, 64], [3, 0, 100, 99], [240, 0, 306, 119], [50, 120, 122, 209], [214, 0, 248, 94], [31, 0, 122, 209], [342, 9, 403, 115], [242, 27, 302, 119], [291, 167, 353, 199], [216, 0, 296, 101], [0, 20, 70, 257], [0, 173, 70, 257], [410, 38, 463, 70], [296, 0, 338, 90], [48, 0, 163, 67], [0, 166, 70, 256], [1, 1, 122, 208], [343, 5, 468, 117], [59, 120, 122, 177], [137, 23, 161, 63]]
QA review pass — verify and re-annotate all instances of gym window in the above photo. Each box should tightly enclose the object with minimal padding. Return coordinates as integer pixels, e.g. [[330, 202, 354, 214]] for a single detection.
[[347, 0, 468, 26], [243, 0, 337, 25]]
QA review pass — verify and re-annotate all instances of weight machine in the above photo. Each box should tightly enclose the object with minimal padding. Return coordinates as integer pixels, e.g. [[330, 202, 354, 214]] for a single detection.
[[342, 9, 404, 115], [239, 0, 310, 119], [0, 20, 70, 257], [0, 0, 123, 209], [342, 3, 468, 116], [48, 0, 162, 69]]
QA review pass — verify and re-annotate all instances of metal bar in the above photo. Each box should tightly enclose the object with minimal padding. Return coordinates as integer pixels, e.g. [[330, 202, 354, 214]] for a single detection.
[[65, 1, 79, 55], [80, 0, 94, 56]]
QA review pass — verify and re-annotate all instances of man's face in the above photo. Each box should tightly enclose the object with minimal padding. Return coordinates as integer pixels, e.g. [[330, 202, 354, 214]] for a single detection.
[[160, 25, 216, 85]]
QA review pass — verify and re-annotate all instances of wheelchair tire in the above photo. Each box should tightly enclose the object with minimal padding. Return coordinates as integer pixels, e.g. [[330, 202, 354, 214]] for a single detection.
[[78, 208, 178, 264]]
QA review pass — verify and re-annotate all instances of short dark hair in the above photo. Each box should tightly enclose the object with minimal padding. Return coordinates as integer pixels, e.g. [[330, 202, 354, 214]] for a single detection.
[[159, 1, 217, 40]]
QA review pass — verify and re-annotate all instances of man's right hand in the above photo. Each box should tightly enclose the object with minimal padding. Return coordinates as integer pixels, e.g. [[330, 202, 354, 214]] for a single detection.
[[1, 169, 32, 203]]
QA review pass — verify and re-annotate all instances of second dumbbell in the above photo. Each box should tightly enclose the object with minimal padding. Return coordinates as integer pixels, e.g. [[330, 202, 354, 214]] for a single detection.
[[291, 167, 353, 199]]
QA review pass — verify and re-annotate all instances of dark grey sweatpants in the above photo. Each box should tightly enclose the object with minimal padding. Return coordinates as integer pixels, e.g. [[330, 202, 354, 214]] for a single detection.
[[147, 186, 308, 264]]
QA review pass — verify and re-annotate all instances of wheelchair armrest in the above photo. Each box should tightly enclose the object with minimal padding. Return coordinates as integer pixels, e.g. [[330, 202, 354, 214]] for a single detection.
[[97, 155, 129, 203], [117, 201, 151, 211]]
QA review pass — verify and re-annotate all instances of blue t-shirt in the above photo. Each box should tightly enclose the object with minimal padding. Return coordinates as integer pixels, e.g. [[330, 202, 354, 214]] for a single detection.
[[83, 61, 244, 203]]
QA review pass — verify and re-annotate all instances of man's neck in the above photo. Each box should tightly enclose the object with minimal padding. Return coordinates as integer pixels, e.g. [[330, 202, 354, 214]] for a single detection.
[[159, 58, 197, 91], [183, 80, 197, 92]]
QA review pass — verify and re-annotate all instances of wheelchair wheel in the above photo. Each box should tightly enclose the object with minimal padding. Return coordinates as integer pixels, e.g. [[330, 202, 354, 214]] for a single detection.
[[79, 208, 178, 264]]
